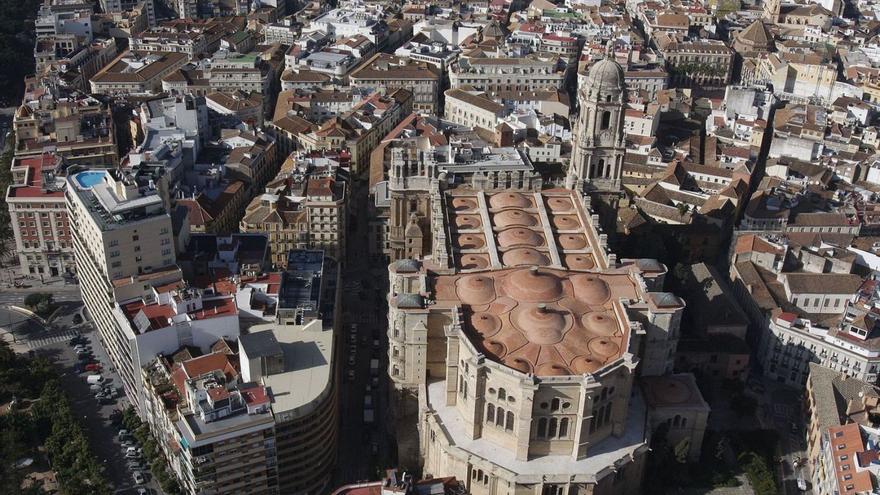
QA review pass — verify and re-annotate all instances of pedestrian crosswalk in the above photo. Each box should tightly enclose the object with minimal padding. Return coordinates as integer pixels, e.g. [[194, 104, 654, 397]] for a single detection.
[[27, 328, 79, 349]]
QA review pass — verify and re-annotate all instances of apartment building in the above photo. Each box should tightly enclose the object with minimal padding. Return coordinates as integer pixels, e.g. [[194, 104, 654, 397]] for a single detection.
[[449, 55, 565, 95], [67, 169, 177, 407], [349, 53, 441, 114], [240, 152, 348, 266], [245, 249, 339, 494], [13, 89, 117, 167], [90, 50, 189, 95], [5, 153, 75, 277], [142, 348, 277, 495], [130, 28, 208, 60], [296, 89, 413, 173], [444, 88, 505, 131], [655, 37, 734, 87], [204, 52, 271, 95]]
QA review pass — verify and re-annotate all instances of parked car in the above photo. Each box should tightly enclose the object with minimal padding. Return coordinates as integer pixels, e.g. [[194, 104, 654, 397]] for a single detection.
[[125, 451, 142, 460], [73, 364, 85, 374], [68, 336, 85, 346], [118, 429, 130, 439], [85, 363, 102, 372], [86, 374, 104, 385], [132, 471, 146, 484]]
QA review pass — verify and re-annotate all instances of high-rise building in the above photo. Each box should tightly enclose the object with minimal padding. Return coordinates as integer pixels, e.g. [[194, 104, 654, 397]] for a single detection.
[[568, 56, 627, 193], [67, 169, 177, 405]]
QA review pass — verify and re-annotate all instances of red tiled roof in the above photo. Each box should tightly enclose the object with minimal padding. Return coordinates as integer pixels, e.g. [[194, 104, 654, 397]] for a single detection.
[[7, 153, 63, 199]]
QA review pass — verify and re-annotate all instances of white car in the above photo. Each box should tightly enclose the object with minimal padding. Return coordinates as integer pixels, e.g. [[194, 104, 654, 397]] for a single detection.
[[132, 471, 146, 485]]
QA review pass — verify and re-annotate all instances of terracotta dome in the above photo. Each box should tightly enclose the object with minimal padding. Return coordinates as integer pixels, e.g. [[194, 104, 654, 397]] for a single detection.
[[494, 210, 537, 228], [451, 197, 478, 211], [508, 358, 533, 374], [571, 274, 611, 305], [581, 312, 618, 336], [565, 254, 595, 270], [535, 363, 572, 376], [546, 197, 573, 212], [456, 275, 496, 305], [503, 268, 563, 302], [483, 340, 507, 358], [459, 254, 490, 270], [513, 305, 569, 345], [454, 215, 481, 230], [497, 228, 543, 247], [489, 192, 531, 209], [558, 234, 587, 250], [502, 248, 550, 267], [588, 337, 620, 358], [470, 312, 502, 337], [552, 215, 580, 230], [456, 234, 485, 249], [571, 355, 603, 374]]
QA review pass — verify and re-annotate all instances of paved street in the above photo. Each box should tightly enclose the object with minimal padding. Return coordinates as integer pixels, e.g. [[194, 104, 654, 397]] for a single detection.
[[750, 378, 810, 494], [33, 326, 162, 494], [333, 176, 393, 485]]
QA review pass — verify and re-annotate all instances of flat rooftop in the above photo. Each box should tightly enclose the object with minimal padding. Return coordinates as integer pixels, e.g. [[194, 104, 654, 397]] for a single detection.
[[247, 319, 334, 418]]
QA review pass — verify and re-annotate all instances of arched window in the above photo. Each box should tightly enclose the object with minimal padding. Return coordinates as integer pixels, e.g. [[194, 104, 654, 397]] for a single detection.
[[681, 417, 688, 428], [496, 407, 505, 426], [551, 398, 560, 412], [559, 418, 569, 438], [601, 111, 611, 130], [606, 94, 612, 103], [498, 388, 507, 400], [487, 404, 495, 423], [506, 411, 514, 431], [673, 415, 682, 428], [538, 417, 548, 437], [549, 418, 558, 437]]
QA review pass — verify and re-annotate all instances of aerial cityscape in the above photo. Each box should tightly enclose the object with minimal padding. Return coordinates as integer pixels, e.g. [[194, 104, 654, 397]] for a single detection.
[[3, 0, 880, 493]]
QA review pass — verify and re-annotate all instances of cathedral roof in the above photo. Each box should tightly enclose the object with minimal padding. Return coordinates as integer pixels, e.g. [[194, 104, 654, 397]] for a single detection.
[[585, 57, 626, 94]]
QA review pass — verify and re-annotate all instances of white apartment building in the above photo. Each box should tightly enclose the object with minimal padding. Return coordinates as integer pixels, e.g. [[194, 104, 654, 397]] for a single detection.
[[449, 55, 566, 95]]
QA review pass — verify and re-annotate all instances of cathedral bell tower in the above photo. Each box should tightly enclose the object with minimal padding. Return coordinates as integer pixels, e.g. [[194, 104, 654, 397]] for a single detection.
[[568, 54, 627, 193]]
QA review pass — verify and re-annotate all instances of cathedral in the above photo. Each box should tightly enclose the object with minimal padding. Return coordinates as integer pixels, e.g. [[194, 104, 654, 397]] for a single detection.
[[568, 55, 627, 194]]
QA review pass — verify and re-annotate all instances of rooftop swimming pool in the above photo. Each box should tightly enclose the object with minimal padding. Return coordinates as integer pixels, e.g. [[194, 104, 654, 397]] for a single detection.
[[74, 171, 106, 189]]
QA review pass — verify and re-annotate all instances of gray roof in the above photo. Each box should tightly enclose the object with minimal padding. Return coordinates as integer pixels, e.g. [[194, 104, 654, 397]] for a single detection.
[[391, 293, 425, 309], [239, 331, 283, 358], [392, 258, 421, 273], [808, 362, 880, 430]]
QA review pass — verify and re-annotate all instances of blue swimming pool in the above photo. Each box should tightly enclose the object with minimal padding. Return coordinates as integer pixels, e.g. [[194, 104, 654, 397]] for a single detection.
[[74, 171, 106, 189]]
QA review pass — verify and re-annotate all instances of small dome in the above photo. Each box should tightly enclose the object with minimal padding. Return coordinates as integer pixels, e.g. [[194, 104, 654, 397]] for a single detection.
[[571, 274, 611, 305], [455, 214, 482, 230], [497, 228, 543, 247], [571, 356, 603, 374], [494, 210, 537, 228], [564, 254, 595, 270], [514, 305, 569, 345], [459, 254, 490, 270], [546, 196, 573, 212], [456, 234, 485, 250], [456, 275, 496, 305], [551, 215, 579, 230], [508, 358, 533, 374], [558, 234, 587, 250], [483, 340, 507, 358], [535, 363, 572, 376], [470, 312, 502, 337], [585, 57, 625, 95], [588, 337, 620, 358], [450, 197, 478, 211], [502, 248, 550, 267], [503, 268, 563, 302], [489, 192, 531, 209], [581, 312, 618, 336]]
